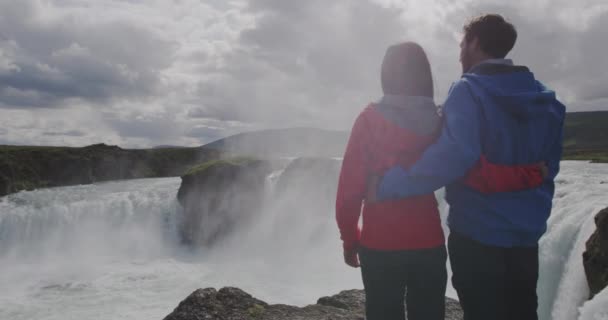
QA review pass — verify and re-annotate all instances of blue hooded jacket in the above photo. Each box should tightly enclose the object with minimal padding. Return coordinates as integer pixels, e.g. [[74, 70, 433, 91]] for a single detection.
[[377, 63, 566, 247]]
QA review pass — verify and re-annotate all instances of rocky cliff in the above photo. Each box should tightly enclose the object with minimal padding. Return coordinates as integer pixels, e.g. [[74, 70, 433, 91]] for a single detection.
[[175, 157, 342, 247], [176, 158, 273, 246], [163, 287, 463, 320], [583, 207, 608, 298], [3, 112, 608, 198], [0, 144, 219, 197]]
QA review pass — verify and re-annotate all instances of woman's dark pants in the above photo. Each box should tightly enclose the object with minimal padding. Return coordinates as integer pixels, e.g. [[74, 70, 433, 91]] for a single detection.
[[359, 245, 448, 320]]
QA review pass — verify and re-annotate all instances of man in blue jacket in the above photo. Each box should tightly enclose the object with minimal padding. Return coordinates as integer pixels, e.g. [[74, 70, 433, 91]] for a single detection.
[[373, 14, 565, 320]]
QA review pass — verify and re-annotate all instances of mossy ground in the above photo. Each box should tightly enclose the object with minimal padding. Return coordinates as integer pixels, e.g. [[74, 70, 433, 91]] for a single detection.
[[184, 157, 259, 176], [563, 150, 608, 163], [2, 111, 608, 195], [0, 144, 219, 196]]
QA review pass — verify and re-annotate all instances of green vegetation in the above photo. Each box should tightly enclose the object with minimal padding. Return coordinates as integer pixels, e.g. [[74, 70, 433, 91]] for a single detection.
[[563, 150, 608, 163], [143, 147, 219, 176], [184, 156, 259, 176], [562, 111, 608, 163], [563, 112, 608, 151], [1, 111, 607, 196], [246, 304, 265, 319], [0, 144, 219, 196]]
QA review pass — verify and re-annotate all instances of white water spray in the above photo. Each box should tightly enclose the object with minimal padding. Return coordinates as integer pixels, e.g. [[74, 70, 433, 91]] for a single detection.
[[0, 161, 607, 320]]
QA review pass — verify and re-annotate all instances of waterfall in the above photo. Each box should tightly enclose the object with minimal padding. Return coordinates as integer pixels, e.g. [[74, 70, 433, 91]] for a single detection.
[[0, 161, 607, 320], [537, 162, 608, 320], [0, 178, 182, 262]]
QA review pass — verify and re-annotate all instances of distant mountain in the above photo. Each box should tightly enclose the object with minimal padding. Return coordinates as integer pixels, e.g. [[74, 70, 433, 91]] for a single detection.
[[199, 111, 608, 161], [562, 111, 608, 162], [202, 127, 349, 158], [2, 112, 607, 197], [153, 145, 190, 149]]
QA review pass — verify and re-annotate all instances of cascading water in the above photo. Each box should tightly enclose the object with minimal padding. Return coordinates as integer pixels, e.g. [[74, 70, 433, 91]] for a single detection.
[[0, 178, 183, 262], [0, 159, 362, 320], [537, 162, 608, 320], [0, 160, 607, 320]]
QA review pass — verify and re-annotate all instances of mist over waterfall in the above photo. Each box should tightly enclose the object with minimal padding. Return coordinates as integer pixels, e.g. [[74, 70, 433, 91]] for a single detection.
[[0, 160, 607, 320]]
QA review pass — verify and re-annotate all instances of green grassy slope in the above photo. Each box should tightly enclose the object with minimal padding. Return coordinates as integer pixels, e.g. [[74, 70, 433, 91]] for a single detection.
[[0, 111, 607, 196], [0, 144, 219, 196], [563, 111, 608, 163]]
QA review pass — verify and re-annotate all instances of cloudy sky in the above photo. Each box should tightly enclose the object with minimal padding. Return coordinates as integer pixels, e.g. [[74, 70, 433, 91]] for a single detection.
[[0, 0, 606, 147]]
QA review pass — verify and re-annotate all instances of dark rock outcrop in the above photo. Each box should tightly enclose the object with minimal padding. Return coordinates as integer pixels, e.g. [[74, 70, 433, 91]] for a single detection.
[[163, 287, 463, 320], [176, 158, 273, 246], [583, 207, 608, 298], [174, 156, 341, 247]]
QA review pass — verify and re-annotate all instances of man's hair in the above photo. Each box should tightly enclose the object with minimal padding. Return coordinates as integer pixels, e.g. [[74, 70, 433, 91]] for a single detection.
[[381, 42, 434, 97], [463, 14, 517, 58]]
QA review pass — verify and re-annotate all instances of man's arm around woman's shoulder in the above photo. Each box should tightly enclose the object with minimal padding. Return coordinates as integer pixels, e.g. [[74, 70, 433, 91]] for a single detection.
[[374, 80, 546, 201]]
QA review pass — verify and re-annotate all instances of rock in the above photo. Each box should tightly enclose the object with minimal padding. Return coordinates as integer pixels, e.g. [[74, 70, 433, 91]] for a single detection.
[[444, 299, 465, 320], [0, 169, 11, 195], [163, 288, 269, 320], [316, 290, 365, 315], [583, 207, 608, 298], [176, 158, 273, 246], [164, 287, 463, 320]]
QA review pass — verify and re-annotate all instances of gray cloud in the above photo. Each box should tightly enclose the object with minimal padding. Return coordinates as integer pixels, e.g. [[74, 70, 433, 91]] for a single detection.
[[0, 0, 606, 147], [424, 1, 608, 110], [191, 0, 408, 128], [185, 125, 225, 141], [0, 0, 174, 109], [103, 113, 180, 141], [189, 0, 608, 133], [41, 130, 86, 137]]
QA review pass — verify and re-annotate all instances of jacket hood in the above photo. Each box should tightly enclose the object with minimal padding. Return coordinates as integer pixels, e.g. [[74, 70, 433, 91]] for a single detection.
[[463, 71, 564, 121], [374, 95, 440, 136]]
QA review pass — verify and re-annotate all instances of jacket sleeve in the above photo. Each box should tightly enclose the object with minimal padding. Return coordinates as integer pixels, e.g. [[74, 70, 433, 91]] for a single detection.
[[377, 80, 482, 200], [463, 155, 544, 193], [538, 81, 565, 181], [336, 111, 370, 251]]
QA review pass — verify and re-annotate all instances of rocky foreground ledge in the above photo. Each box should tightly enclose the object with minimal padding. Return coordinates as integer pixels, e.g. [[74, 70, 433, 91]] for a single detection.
[[163, 287, 463, 320]]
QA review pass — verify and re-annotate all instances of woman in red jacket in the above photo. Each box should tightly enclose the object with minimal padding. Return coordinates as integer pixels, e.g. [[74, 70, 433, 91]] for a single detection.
[[335, 42, 544, 320]]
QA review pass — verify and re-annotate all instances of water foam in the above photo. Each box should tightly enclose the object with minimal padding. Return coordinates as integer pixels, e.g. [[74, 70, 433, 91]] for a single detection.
[[0, 161, 606, 319]]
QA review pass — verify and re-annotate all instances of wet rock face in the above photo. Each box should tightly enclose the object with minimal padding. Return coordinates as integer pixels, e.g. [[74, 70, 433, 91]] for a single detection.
[[175, 157, 341, 247], [176, 159, 273, 246], [583, 207, 608, 298], [0, 172, 10, 196], [163, 287, 464, 320]]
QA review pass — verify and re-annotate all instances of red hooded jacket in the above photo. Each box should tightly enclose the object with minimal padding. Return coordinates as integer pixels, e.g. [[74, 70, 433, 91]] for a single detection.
[[336, 97, 544, 251]]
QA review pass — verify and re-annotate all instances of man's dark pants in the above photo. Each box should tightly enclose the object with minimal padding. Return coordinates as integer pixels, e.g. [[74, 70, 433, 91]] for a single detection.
[[359, 245, 447, 320], [448, 232, 539, 320]]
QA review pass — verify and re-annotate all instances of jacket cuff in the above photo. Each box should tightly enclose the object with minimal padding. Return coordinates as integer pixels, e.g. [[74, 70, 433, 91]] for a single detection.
[[342, 227, 361, 252]]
